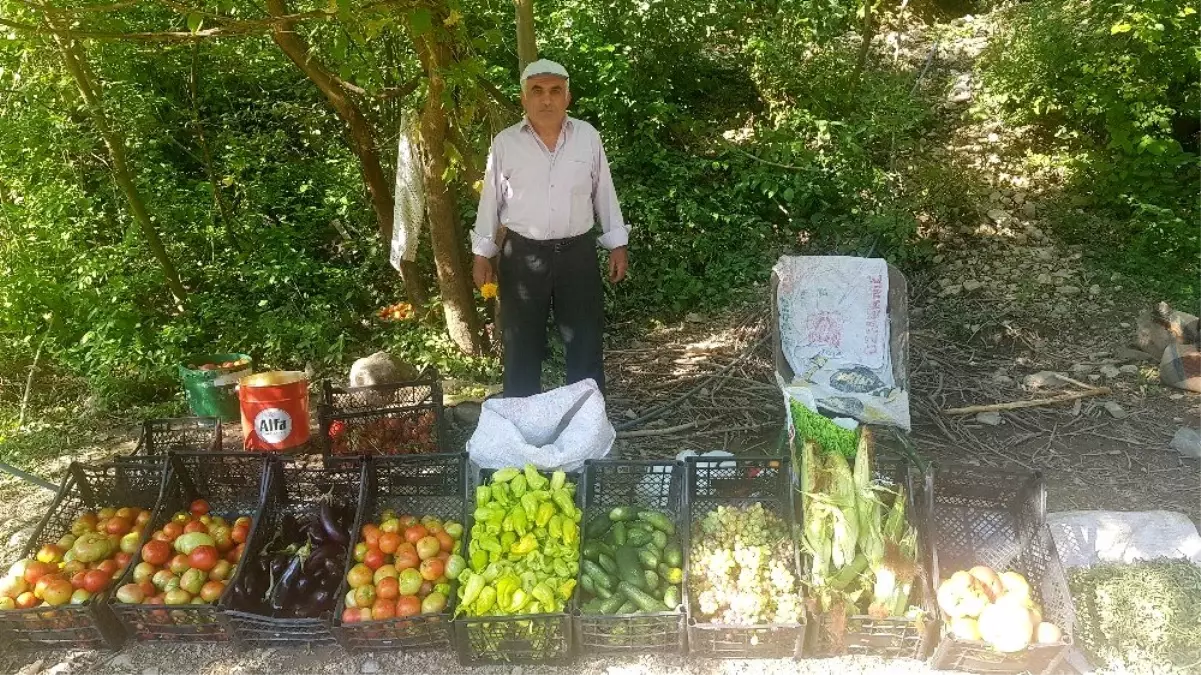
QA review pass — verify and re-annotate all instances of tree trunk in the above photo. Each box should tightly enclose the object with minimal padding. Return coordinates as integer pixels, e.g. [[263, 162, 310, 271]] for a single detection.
[[52, 31, 189, 303], [412, 21, 488, 355], [265, 0, 427, 307], [852, 0, 875, 86], [190, 44, 241, 247], [514, 0, 538, 72]]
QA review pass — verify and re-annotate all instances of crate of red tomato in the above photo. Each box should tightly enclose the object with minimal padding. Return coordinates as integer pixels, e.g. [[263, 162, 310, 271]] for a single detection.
[[318, 376, 444, 457], [107, 452, 268, 643], [0, 457, 169, 650]]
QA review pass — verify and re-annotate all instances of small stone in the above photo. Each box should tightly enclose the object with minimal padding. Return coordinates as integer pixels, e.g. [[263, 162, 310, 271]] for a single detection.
[[1070, 364, 1095, 375], [976, 411, 1003, 426], [1120, 321, 1131, 328], [942, 284, 963, 296], [933, 254, 945, 264], [1100, 365, 1121, 378], [623, 409, 638, 421], [510, 668, 524, 675], [1024, 371, 1067, 390], [1116, 348, 1154, 363], [1169, 394, 1184, 400], [1110, 272, 1122, 281], [142, 668, 161, 675], [993, 374, 1014, 385], [1119, 364, 1139, 374], [987, 208, 1011, 224], [989, 191, 1002, 202], [1022, 202, 1037, 218], [1103, 402, 1128, 419], [1058, 285, 1081, 296], [361, 659, 380, 674], [684, 312, 704, 323], [1170, 427, 1201, 459], [46, 665, 70, 675], [109, 654, 134, 669], [963, 280, 982, 292], [17, 661, 44, 675], [1089, 284, 1101, 296], [1013, 192, 1027, 205], [1087, 374, 1102, 383], [1036, 273, 1053, 285]]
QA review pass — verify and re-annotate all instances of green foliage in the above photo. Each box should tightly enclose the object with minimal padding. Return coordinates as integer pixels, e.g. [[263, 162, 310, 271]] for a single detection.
[[976, 0, 1200, 303]]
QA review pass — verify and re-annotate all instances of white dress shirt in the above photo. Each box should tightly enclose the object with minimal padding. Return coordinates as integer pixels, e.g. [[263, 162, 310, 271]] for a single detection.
[[472, 116, 629, 258]]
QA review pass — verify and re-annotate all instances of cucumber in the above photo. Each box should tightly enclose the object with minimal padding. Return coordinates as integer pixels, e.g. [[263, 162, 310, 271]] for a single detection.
[[585, 514, 612, 539], [617, 581, 669, 613], [582, 597, 605, 613], [580, 571, 597, 596], [663, 543, 683, 568], [625, 528, 652, 548], [582, 560, 614, 591], [651, 530, 668, 550], [611, 521, 627, 547], [643, 569, 660, 592], [637, 547, 660, 570], [593, 583, 613, 600], [609, 506, 637, 522], [616, 600, 638, 614], [582, 540, 605, 561], [663, 585, 681, 608], [661, 566, 684, 585], [637, 510, 675, 535], [597, 552, 618, 576], [615, 546, 647, 590], [598, 593, 626, 614]]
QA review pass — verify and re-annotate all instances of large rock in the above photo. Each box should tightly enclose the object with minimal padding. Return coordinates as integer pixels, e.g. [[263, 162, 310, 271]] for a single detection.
[[349, 351, 419, 388], [1024, 371, 1067, 390], [1135, 302, 1200, 358], [1171, 427, 1201, 459], [1161, 343, 1201, 393]]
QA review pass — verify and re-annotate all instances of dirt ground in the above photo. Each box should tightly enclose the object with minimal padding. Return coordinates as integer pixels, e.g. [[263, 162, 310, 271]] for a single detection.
[[0, 11, 1197, 675]]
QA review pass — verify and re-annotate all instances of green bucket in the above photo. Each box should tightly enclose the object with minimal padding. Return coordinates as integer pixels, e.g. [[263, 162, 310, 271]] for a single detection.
[[179, 353, 254, 422]]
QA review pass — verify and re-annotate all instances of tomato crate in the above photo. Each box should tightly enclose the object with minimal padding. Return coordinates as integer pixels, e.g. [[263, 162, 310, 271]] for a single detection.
[[684, 455, 806, 659], [220, 456, 364, 648], [806, 460, 939, 660], [927, 464, 1075, 675], [332, 452, 468, 653], [107, 452, 269, 643], [0, 458, 169, 650], [318, 378, 444, 457], [572, 460, 687, 656], [132, 417, 222, 456], [452, 467, 581, 666]]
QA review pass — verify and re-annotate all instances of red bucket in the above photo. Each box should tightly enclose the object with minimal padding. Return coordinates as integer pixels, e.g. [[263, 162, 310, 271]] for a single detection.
[[239, 371, 311, 451]]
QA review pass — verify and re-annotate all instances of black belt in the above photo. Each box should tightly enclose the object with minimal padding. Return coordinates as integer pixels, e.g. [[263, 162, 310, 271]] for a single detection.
[[506, 230, 593, 251]]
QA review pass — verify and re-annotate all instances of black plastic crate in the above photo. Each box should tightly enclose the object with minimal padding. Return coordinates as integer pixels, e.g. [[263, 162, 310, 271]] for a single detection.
[[453, 467, 580, 666], [927, 464, 1074, 675], [108, 453, 269, 642], [0, 458, 168, 650], [684, 455, 806, 659], [133, 417, 222, 455], [805, 458, 939, 660], [573, 460, 686, 655], [332, 452, 467, 653], [219, 456, 364, 648], [318, 378, 444, 457]]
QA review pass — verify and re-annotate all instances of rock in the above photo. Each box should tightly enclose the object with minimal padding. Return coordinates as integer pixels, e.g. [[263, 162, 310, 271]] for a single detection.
[[1070, 364, 1095, 375], [1087, 374, 1102, 382], [963, 280, 982, 292], [1120, 321, 1131, 328], [1058, 285, 1081, 296], [992, 374, 1014, 385], [987, 208, 1011, 224], [1119, 364, 1139, 374], [142, 668, 161, 675], [933, 254, 945, 264], [108, 654, 134, 669], [1170, 427, 1201, 459], [1021, 202, 1037, 218], [684, 312, 704, 323], [941, 284, 963, 297], [1013, 192, 1027, 205], [1103, 402, 1128, 419], [510, 668, 524, 675], [1116, 347, 1155, 363], [361, 659, 380, 674], [1024, 371, 1067, 389], [1100, 365, 1122, 378], [1089, 284, 1101, 296], [16, 661, 44, 675], [623, 409, 638, 421], [453, 402, 482, 426], [976, 411, 1003, 426], [46, 665, 70, 675], [1169, 393, 1184, 400], [989, 191, 1002, 203], [1036, 273, 1053, 285]]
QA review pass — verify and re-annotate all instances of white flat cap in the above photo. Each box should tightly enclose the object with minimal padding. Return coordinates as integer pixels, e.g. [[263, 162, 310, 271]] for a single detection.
[[521, 59, 569, 83]]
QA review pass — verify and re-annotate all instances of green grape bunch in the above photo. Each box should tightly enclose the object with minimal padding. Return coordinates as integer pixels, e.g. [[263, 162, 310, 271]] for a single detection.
[[689, 503, 802, 625]]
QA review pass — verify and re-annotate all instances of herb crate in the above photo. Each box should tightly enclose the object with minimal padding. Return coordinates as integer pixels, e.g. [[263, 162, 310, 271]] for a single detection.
[[0, 458, 168, 650], [573, 460, 687, 656], [927, 464, 1074, 675], [108, 452, 269, 642], [333, 452, 467, 653], [684, 455, 806, 659], [318, 378, 444, 457]]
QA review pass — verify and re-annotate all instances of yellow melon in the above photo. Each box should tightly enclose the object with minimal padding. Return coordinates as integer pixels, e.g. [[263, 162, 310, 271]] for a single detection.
[[938, 571, 991, 619], [1035, 622, 1063, 645], [978, 602, 1036, 653], [968, 566, 1004, 600], [950, 616, 982, 641], [1000, 571, 1032, 601]]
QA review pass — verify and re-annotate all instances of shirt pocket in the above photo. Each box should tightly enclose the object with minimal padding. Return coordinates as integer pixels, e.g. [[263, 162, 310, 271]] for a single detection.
[[562, 158, 593, 225]]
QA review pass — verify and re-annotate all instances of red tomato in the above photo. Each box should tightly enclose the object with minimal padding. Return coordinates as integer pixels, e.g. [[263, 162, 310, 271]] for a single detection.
[[419, 558, 445, 582], [190, 499, 210, 517], [82, 569, 110, 594], [341, 607, 362, 624], [114, 552, 132, 569], [403, 525, 428, 545], [371, 598, 396, 620], [393, 544, 419, 571], [363, 547, 386, 571], [375, 577, 399, 600], [395, 595, 421, 617], [95, 559, 119, 578], [70, 571, 88, 590], [141, 540, 171, 567], [138, 579, 157, 599], [188, 546, 219, 572], [169, 555, 190, 575], [135, 510, 152, 526], [378, 533, 401, 556], [183, 520, 208, 535], [161, 522, 184, 541], [105, 517, 132, 536], [361, 524, 382, 548], [434, 530, 454, 553], [22, 561, 53, 585]]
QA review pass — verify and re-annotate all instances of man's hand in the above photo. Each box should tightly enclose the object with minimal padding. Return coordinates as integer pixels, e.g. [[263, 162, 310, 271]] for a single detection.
[[473, 255, 496, 289], [608, 246, 628, 283]]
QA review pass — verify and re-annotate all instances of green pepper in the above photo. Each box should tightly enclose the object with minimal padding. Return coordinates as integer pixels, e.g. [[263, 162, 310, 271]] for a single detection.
[[532, 582, 555, 609], [552, 489, 576, 519], [470, 549, 487, 572], [461, 573, 485, 608], [557, 579, 576, 601], [496, 574, 519, 609], [510, 533, 538, 556], [501, 531, 517, 551], [483, 562, 505, 582], [535, 501, 556, 528], [524, 464, 548, 490], [479, 534, 502, 554], [521, 493, 540, 521], [550, 470, 567, 491], [552, 558, 570, 578], [474, 585, 496, 615], [562, 519, 578, 545], [510, 474, 528, 498], [548, 515, 563, 539], [475, 485, 491, 508], [508, 504, 529, 535], [507, 588, 529, 613], [491, 481, 511, 506], [492, 467, 520, 483]]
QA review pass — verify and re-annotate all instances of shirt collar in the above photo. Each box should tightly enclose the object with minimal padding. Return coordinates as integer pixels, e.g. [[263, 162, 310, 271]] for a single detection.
[[520, 116, 573, 134]]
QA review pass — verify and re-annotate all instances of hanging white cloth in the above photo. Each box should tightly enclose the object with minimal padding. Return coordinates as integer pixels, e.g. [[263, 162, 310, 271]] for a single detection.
[[390, 113, 426, 268]]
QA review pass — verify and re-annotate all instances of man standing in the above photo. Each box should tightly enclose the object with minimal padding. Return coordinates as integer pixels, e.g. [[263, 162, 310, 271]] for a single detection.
[[472, 59, 629, 397]]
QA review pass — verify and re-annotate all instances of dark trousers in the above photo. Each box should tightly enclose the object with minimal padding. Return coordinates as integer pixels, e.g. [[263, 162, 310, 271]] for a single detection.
[[498, 231, 605, 398]]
